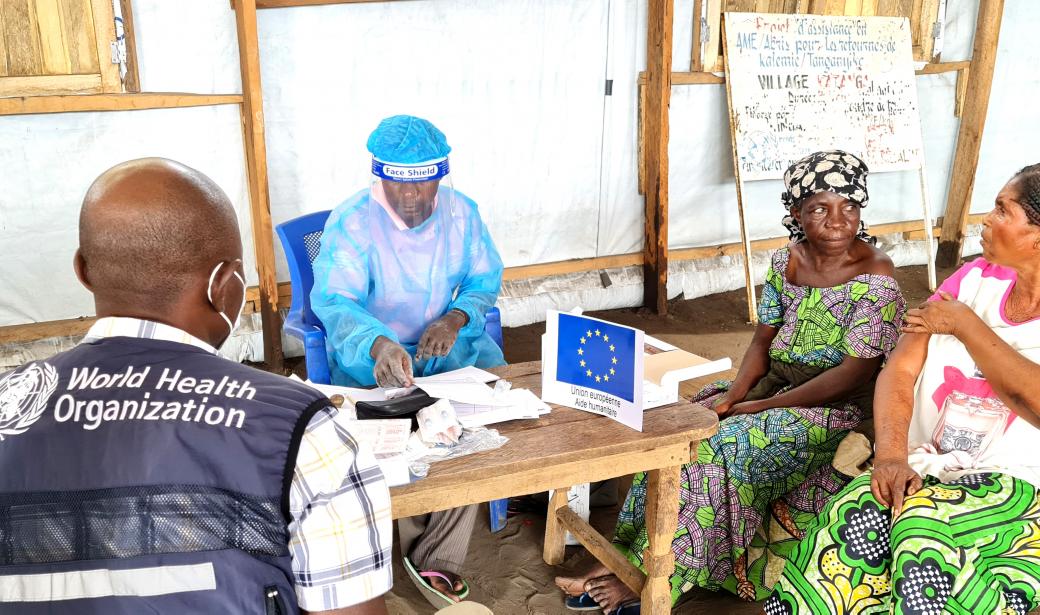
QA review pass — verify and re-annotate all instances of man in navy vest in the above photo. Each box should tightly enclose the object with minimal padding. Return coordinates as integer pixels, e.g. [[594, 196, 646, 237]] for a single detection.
[[0, 159, 392, 614]]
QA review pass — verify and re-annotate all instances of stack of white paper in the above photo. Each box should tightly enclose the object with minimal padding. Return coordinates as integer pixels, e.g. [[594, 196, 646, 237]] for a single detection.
[[415, 377, 503, 406], [417, 366, 499, 384], [295, 367, 549, 433], [383, 366, 501, 398], [416, 376, 549, 427], [452, 387, 550, 428]]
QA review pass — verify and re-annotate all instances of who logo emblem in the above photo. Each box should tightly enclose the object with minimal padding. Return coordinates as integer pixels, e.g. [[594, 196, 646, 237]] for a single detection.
[[0, 363, 57, 440]]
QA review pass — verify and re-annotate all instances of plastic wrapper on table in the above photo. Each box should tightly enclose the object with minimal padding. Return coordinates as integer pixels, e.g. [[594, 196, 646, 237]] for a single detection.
[[411, 427, 508, 465]]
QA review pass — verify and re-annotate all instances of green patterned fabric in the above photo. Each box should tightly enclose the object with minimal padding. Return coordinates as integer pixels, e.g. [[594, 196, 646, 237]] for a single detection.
[[767, 472, 1040, 615], [759, 248, 904, 370], [613, 380, 859, 604]]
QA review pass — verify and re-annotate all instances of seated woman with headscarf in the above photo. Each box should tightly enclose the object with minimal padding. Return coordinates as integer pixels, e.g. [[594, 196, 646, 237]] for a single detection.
[[555, 151, 906, 613], [767, 164, 1040, 615]]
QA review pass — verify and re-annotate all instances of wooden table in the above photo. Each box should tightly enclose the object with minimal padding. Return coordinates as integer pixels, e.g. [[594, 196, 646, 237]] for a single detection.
[[389, 361, 719, 613]]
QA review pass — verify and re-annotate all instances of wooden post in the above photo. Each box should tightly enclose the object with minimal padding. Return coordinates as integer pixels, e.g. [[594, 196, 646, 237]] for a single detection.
[[233, 0, 284, 370], [700, 0, 723, 72], [89, 0, 122, 93], [118, 0, 140, 93], [641, 465, 681, 613], [936, 0, 1004, 267], [691, 0, 703, 72], [954, 66, 969, 118], [543, 487, 570, 566], [638, 81, 646, 196], [556, 507, 647, 595], [643, 0, 674, 315]]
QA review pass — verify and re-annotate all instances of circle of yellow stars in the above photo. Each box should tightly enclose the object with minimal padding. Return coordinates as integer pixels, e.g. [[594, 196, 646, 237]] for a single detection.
[[577, 328, 618, 383]]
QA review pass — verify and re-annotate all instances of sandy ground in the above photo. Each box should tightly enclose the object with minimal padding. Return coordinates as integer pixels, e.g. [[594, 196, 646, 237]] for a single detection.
[[379, 262, 959, 614]]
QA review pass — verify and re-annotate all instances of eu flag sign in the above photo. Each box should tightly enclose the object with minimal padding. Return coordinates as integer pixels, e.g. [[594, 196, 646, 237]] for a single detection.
[[555, 313, 636, 402], [541, 310, 645, 431]]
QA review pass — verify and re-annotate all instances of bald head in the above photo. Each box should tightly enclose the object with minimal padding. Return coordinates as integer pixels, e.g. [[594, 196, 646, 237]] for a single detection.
[[78, 158, 242, 311]]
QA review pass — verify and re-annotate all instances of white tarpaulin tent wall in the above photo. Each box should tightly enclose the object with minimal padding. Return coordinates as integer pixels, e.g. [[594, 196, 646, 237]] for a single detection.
[[1, 0, 1037, 367]]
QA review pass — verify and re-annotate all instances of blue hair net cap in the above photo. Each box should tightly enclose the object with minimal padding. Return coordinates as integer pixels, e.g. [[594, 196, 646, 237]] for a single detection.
[[366, 115, 452, 164]]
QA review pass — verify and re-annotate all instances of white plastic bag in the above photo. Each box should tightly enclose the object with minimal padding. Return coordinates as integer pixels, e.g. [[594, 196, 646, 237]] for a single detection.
[[549, 483, 590, 546]]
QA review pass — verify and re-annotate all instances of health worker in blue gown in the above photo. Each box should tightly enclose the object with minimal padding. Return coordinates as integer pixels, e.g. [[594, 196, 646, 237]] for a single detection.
[[310, 116, 502, 603], [311, 115, 505, 389]]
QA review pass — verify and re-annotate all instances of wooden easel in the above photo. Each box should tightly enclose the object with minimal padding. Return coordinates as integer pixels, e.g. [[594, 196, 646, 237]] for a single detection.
[[721, 14, 937, 324], [721, 18, 759, 324]]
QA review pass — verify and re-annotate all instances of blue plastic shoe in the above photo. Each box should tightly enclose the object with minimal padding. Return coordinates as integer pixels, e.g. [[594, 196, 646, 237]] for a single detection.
[[564, 592, 600, 611]]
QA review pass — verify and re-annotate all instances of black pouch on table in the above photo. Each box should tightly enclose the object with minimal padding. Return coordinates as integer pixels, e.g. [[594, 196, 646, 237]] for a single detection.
[[353, 389, 437, 430]]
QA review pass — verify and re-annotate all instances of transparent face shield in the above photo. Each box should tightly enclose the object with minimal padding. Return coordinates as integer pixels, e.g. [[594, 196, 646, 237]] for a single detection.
[[370, 157, 455, 229]]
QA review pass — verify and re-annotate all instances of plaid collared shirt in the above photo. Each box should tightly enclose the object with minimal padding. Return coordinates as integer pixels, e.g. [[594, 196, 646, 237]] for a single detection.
[[82, 317, 393, 610]]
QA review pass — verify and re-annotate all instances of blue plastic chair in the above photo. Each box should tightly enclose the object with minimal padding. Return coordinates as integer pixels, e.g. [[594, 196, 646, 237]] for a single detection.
[[276, 210, 334, 385], [275, 210, 510, 532]]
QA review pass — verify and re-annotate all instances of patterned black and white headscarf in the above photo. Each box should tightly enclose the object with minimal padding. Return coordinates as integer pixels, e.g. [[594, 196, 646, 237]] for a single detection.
[[781, 150, 875, 245]]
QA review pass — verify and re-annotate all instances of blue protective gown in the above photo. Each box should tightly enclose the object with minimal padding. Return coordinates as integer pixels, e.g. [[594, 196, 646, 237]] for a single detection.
[[311, 187, 505, 386]]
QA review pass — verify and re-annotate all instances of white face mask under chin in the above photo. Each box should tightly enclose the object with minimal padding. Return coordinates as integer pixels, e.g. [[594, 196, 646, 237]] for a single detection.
[[207, 262, 246, 345]]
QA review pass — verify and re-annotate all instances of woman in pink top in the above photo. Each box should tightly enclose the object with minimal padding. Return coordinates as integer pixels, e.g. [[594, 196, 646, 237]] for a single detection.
[[768, 164, 1040, 615]]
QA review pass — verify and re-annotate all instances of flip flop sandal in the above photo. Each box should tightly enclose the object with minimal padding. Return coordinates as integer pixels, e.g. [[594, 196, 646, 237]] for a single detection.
[[564, 592, 600, 611], [403, 556, 470, 608], [610, 601, 640, 615]]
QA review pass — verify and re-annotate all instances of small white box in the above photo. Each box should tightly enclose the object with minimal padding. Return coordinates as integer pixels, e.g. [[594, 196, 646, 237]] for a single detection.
[[642, 335, 732, 409]]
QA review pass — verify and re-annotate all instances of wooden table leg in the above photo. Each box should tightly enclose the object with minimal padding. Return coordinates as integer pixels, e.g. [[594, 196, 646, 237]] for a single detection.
[[543, 487, 570, 566], [641, 465, 682, 613]]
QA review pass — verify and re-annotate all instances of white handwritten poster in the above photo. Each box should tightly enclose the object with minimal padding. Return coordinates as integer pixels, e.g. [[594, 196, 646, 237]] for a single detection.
[[724, 13, 924, 181]]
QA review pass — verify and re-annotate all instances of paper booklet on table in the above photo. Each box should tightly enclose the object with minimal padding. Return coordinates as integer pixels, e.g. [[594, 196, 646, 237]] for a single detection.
[[292, 370, 546, 429], [642, 335, 732, 409]]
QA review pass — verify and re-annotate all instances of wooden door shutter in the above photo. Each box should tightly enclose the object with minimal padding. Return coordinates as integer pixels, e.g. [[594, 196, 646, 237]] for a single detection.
[[0, 0, 121, 97]]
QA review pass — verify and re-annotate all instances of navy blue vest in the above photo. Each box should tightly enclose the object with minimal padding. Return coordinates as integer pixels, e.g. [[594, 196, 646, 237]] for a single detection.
[[0, 336, 330, 614]]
